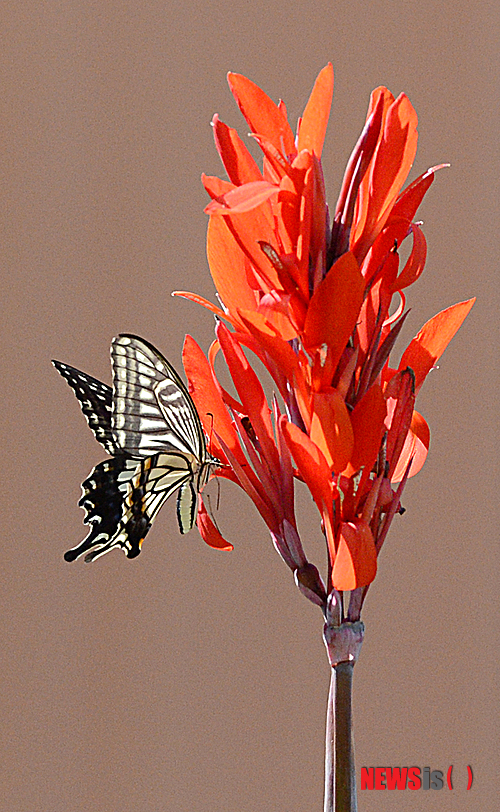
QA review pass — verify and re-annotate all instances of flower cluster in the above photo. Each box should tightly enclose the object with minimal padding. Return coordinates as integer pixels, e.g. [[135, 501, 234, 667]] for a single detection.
[[175, 65, 473, 613]]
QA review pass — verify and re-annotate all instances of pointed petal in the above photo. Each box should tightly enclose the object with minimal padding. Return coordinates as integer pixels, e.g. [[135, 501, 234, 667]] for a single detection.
[[223, 206, 283, 291], [390, 223, 427, 292], [202, 173, 235, 199], [274, 400, 295, 522], [215, 430, 279, 532], [334, 92, 385, 229], [197, 498, 233, 550], [227, 72, 296, 158], [212, 114, 263, 185], [216, 322, 280, 472], [351, 92, 418, 259], [390, 164, 447, 222], [332, 520, 377, 590], [391, 410, 430, 482], [182, 335, 247, 467], [303, 252, 365, 372], [385, 369, 416, 479], [206, 215, 258, 318], [251, 132, 294, 182], [172, 290, 233, 324], [346, 384, 387, 474], [347, 87, 395, 241], [297, 63, 334, 157], [399, 298, 476, 392], [205, 180, 279, 214], [280, 416, 336, 518], [310, 389, 354, 472], [237, 309, 300, 377]]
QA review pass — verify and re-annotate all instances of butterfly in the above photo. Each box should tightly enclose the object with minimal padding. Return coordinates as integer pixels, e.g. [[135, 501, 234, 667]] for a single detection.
[[52, 334, 220, 562]]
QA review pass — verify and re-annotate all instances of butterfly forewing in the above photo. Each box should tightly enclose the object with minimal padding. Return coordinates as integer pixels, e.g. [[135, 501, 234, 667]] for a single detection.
[[111, 334, 206, 460], [51, 361, 117, 455]]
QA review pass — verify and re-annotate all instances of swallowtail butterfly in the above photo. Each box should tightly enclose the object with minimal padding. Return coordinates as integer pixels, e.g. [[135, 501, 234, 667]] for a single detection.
[[52, 334, 219, 562]]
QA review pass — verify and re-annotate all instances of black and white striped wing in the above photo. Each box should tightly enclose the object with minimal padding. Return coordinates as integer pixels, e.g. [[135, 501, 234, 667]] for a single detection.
[[64, 456, 139, 561], [111, 334, 206, 460], [53, 335, 217, 563], [75, 453, 195, 562], [52, 360, 117, 455]]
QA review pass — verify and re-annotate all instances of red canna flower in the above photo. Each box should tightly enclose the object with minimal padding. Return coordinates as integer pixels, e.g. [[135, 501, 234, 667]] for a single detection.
[[174, 65, 474, 609]]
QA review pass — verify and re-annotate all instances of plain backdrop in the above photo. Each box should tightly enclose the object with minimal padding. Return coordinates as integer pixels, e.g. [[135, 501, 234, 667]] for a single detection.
[[1, 2, 498, 811]]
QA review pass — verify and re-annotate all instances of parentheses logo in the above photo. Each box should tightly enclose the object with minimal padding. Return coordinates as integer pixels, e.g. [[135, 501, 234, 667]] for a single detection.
[[447, 764, 453, 790], [466, 765, 473, 790]]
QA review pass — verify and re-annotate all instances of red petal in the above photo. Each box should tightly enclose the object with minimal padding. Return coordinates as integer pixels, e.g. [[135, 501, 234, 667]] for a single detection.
[[202, 173, 235, 199], [237, 309, 300, 378], [214, 430, 279, 532], [390, 165, 447, 222], [297, 63, 334, 157], [205, 180, 279, 214], [206, 215, 258, 319], [391, 410, 430, 482], [280, 417, 335, 518], [223, 206, 283, 291], [216, 322, 280, 472], [303, 251, 365, 371], [332, 520, 377, 590], [212, 114, 263, 185], [351, 92, 418, 259], [182, 335, 247, 467], [197, 498, 233, 550], [172, 290, 233, 324], [390, 223, 427, 292], [334, 93, 385, 229], [346, 384, 387, 474], [399, 298, 475, 392], [385, 369, 416, 479], [227, 72, 296, 159], [310, 389, 354, 472]]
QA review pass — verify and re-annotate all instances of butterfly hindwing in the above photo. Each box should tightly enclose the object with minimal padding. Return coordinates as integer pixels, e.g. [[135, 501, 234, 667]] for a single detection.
[[64, 456, 139, 562], [81, 453, 195, 562]]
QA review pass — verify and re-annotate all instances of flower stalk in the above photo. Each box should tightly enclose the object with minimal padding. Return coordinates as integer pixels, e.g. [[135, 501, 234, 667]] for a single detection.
[[323, 615, 364, 811]]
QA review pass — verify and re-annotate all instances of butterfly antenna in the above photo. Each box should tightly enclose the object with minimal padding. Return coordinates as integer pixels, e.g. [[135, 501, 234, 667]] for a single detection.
[[206, 412, 215, 455], [204, 492, 223, 534], [216, 473, 221, 511]]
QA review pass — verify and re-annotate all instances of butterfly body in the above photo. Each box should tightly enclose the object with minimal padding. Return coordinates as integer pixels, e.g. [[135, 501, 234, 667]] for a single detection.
[[53, 335, 218, 562]]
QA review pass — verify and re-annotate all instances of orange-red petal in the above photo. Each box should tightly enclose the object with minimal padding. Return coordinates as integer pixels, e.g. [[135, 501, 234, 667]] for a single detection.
[[310, 388, 354, 472], [351, 92, 418, 259], [182, 335, 247, 467], [227, 72, 296, 159], [390, 223, 427, 292], [212, 114, 263, 185], [205, 180, 279, 214], [216, 322, 280, 472], [297, 63, 334, 157], [391, 410, 430, 482], [280, 416, 336, 518], [172, 290, 232, 324], [196, 497, 233, 550], [206, 215, 258, 319], [303, 251, 365, 370], [345, 384, 386, 474], [332, 520, 377, 590], [399, 298, 475, 392]]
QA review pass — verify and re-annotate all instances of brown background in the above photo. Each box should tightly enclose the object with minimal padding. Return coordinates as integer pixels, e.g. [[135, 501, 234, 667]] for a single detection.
[[1, 2, 497, 810]]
